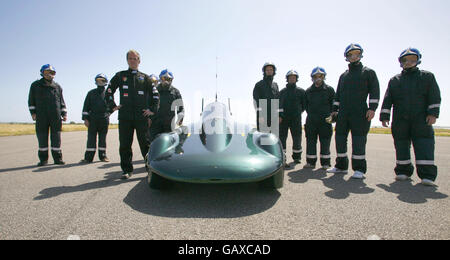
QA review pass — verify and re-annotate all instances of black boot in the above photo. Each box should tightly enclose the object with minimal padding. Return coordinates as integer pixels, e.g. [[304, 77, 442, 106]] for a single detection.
[[37, 161, 48, 167], [54, 160, 66, 165]]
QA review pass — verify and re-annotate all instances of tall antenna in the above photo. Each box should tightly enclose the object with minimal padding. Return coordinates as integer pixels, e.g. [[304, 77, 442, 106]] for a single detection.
[[215, 56, 218, 102]]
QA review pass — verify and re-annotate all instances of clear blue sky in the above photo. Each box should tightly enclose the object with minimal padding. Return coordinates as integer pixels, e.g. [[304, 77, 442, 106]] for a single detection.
[[1, 0, 449, 126]]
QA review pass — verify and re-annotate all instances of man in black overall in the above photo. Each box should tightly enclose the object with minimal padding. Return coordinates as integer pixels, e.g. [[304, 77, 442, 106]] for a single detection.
[[106, 50, 159, 179], [28, 64, 67, 166], [80, 74, 111, 163], [327, 44, 380, 179], [253, 62, 280, 132], [279, 70, 306, 167], [148, 69, 184, 144], [304, 67, 335, 169], [380, 48, 441, 186]]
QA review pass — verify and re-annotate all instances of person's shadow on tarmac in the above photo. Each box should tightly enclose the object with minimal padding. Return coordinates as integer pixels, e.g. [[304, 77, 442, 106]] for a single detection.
[[321, 173, 375, 200], [33, 167, 147, 200], [288, 167, 448, 203], [377, 180, 448, 204], [288, 167, 375, 200], [32, 162, 83, 172], [288, 167, 327, 184]]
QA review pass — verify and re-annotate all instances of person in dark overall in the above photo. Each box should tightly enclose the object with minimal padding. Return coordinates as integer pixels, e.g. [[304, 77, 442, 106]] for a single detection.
[[147, 74, 159, 136], [149, 69, 184, 144], [279, 70, 306, 167], [304, 67, 335, 169], [380, 48, 441, 186], [253, 62, 280, 133], [327, 44, 380, 179], [105, 50, 159, 179], [28, 64, 67, 166], [80, 74, 111, 163], [149, 74, 159, 88]]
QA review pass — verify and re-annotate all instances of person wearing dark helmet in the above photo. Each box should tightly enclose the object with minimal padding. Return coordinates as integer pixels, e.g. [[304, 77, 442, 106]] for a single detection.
[[80, 74, 111, 163], [279, 70, 306, 166], [304, 67, 335, 169], [105, 50, 159, 179], [327, 44, 380, 179], [28, 64, 67, 166], [253, 62, 280, 132], [380, 48, 441, 186]]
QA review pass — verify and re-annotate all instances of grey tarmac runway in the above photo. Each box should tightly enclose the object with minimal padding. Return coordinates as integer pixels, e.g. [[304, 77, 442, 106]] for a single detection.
[[0, 130, 449, 240]]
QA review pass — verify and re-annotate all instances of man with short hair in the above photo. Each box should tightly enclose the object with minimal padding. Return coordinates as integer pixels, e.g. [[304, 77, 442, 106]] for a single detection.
[[28, 64, 67, 166], [380, 48, 441, 186], [105, 50, 159, 179]]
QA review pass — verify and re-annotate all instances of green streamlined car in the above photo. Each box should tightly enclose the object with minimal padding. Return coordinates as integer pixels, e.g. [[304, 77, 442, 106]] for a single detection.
[[145, 101, 285, 190]]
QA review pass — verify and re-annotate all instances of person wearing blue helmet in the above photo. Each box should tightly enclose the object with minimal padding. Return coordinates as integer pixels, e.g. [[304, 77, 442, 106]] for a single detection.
[[105, 50, 160, 179], [253, 62, 280, 132], [28, 64, 68, 166], [327, 44, 380, 179], [149, 69, 184, 143], [304, 67, 336, 169], [279, 70, 306, 166], [80, 74, 111, 163], [380, 48, 441, 186]]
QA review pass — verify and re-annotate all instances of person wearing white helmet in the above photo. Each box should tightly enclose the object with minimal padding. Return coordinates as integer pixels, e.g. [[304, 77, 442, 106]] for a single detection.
[[28, 64, 67, 166], [80, 74, 111, 163], [327, 44, 380, 179], [380, 48, 441, 186], [149, 74, 159, 89]]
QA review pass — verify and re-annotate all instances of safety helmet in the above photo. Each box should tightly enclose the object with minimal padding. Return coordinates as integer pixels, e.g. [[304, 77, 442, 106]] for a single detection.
[[262, 62, 277, 75], [285, 70, 299, 82], [344, 43, 364, 59], [159, 69, 174, 79], [95, 73, 108, 82], [40, 64, 56, 77], [398, 48, 422, 65], [149, 74, 159, 81], [95, 73, 108, 86], [311, 67, 327, 78]]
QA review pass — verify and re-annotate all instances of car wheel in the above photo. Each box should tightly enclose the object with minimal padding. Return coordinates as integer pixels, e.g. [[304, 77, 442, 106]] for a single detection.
[[259, 170, 284, 189], [148, 171, 173, 190]]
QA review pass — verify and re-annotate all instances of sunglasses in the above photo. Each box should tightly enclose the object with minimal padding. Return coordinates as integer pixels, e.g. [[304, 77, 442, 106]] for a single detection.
[[44, 70, 56, 75], [346, 53, 361, 59], [312, 74, 325, 79], [400, 57, 418, 64]]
